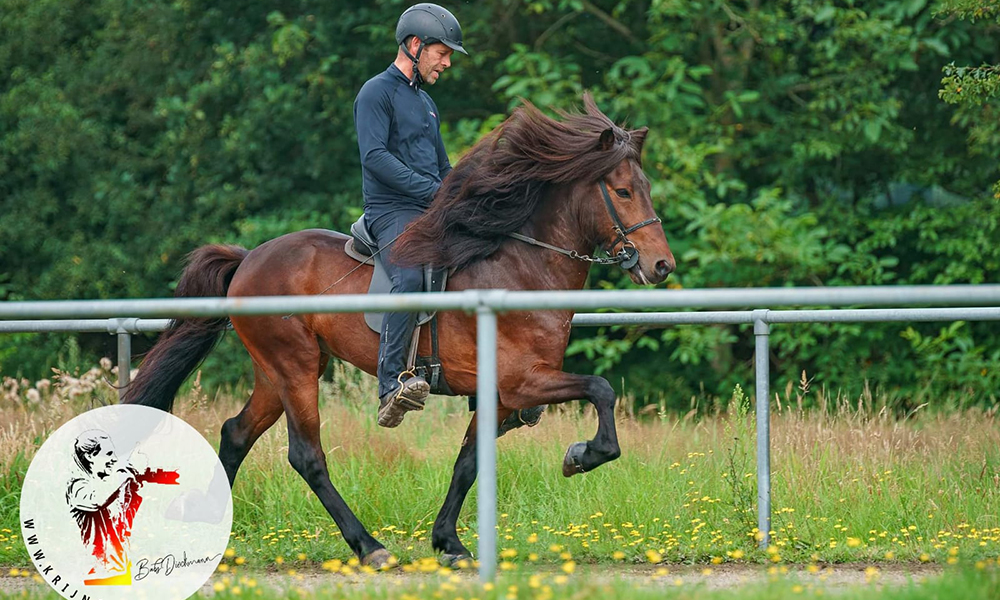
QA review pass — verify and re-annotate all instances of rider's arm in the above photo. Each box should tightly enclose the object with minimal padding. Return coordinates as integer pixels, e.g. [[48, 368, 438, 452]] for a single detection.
[[354, 85, 440, 202], [430, 98, 452, 183]]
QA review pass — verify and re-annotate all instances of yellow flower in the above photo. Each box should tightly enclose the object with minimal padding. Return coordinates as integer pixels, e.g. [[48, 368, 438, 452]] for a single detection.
[[322, 559, 342, 572], [527, 533, 538, 543], [645, 550, 662, 564], [884, 551, 895, 560], [729, 549, 744, 560], [919, 553, 930, 562], [847, 537, 861, 548], [792, 585, 803, 593], [612, 551, 626, 560], [554, 575, 568, 585], [561, 561, 576, 574], [500, 548, 517, 559], [224, 548, 236, 558]]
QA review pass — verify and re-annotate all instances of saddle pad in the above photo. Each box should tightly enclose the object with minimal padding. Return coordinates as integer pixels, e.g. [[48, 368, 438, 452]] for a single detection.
[[344, 240, 447, 333]]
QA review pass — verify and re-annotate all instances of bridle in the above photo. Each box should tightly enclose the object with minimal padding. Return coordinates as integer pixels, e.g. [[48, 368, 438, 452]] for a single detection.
[[508, 178, 661, 270]]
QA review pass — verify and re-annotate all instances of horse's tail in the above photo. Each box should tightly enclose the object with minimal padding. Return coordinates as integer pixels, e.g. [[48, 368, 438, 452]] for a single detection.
[[122, 244, 249, 412]]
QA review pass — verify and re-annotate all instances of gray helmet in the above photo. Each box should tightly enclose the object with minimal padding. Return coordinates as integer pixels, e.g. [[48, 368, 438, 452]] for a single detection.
[[395, 3, 468, 55]]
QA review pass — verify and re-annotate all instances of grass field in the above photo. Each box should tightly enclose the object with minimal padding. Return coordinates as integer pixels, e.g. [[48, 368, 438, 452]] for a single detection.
[[1, 366, 999, 598]]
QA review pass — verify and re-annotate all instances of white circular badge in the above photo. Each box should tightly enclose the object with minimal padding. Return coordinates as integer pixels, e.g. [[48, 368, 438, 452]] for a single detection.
[[20, 404, 232, 600]]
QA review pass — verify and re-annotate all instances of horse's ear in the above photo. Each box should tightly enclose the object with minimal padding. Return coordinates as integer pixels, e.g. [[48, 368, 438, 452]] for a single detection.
[[598, 129, 615, 151], [632, 126, 649, 150]]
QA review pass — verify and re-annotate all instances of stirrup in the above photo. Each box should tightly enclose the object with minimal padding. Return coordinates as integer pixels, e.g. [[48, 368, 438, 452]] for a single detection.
[[393, 370, 428, 411]]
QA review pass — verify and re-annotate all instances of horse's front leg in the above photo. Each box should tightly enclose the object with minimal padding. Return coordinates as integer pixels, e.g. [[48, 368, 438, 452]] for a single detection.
[[432, 410, 513, 566], [507, 368, 621, 476]]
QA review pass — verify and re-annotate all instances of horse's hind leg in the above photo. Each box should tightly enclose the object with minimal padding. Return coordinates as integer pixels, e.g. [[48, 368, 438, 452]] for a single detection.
[[237, 320, 388, 566], [218, 363, 285, 486], [277, 357, 389, 566]]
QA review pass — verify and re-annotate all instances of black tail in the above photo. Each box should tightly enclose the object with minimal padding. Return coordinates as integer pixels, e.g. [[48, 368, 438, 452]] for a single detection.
[[122, 244, 249, 412]]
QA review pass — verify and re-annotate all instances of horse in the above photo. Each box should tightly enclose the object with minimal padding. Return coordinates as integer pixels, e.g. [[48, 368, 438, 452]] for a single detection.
[[122, 92, 675, 568]]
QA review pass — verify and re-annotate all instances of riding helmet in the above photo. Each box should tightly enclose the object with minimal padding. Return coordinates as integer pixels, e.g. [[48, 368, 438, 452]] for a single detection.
[[395, 3, 468, 55]]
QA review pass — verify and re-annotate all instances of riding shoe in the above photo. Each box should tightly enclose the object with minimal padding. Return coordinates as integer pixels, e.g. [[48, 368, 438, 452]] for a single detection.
[[377, 375, 430, 428]]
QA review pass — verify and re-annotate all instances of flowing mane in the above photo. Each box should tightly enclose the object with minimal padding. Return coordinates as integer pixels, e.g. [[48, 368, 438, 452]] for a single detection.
[[393, 92, 647, 270]]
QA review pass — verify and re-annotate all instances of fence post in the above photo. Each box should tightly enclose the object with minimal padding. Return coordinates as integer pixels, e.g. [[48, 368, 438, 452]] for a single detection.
[[108, 318, 135, 402], [752, 309, 771, 548], [475, 303, 498, 582]]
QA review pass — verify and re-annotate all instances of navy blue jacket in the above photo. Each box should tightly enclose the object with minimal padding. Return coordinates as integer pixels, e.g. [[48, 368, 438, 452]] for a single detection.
[[354, 64, 452, 219]]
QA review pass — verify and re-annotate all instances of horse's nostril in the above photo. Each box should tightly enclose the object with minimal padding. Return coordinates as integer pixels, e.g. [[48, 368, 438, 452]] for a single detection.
[[655, 259, 673, 277]]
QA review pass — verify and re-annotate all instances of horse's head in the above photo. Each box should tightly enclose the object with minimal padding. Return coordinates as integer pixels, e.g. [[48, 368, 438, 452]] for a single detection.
[[587, 127, 675, 285]]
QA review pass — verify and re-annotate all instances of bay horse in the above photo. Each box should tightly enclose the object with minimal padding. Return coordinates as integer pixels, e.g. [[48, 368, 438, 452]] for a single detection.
[[122, 93, 675, 568]]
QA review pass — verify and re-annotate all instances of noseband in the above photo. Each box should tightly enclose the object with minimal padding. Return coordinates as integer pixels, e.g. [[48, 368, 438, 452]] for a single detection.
[[597, 179, 661, 270], [507, 178, 662, 270]]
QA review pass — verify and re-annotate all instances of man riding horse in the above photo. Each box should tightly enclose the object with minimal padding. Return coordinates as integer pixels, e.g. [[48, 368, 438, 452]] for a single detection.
[[124, 14, 675, 565], [353, 3, 466, 428]]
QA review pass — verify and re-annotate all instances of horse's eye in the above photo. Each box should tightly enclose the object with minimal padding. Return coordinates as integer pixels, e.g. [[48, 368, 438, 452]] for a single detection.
[[615, 188, 631, 199]]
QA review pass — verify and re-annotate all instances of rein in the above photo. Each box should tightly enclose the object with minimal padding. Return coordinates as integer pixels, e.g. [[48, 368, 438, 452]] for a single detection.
[[507, 178, 661, 270]]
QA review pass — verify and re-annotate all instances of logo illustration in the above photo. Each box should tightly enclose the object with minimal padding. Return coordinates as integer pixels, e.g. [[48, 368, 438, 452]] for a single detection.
[[21, 404, 232, 600], [66, 429, 180, 585]]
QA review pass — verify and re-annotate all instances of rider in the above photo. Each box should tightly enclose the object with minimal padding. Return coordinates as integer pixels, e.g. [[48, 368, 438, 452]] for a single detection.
[[353, 3, 466, 428]]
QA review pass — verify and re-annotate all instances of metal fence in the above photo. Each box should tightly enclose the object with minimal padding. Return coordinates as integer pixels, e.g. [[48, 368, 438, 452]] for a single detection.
[[3, 285, 1000, 581]]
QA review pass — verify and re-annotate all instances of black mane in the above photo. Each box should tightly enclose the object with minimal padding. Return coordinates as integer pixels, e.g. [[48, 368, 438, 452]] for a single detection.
[[393, 93, 646, 270]]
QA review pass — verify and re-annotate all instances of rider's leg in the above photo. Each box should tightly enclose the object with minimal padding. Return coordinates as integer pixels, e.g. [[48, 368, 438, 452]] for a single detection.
[[367, 209, 430, 427]]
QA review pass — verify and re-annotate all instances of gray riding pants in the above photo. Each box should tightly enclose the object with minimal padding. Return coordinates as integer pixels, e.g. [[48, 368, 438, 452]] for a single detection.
[[367, 209, 424, 398]]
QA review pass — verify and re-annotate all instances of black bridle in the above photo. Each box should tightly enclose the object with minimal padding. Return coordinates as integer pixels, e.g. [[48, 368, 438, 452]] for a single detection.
[[508, 178, 662, 270], [597, 178, 661, 270]]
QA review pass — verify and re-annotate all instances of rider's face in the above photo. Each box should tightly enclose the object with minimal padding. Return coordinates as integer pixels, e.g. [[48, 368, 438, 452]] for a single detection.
[[415, 42, 453, 85]]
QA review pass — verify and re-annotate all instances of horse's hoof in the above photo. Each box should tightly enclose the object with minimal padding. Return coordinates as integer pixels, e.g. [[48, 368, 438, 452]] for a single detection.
[[439, 553, 473, 568], [562, 442, 588, 477], [361, 548, 395, 570]]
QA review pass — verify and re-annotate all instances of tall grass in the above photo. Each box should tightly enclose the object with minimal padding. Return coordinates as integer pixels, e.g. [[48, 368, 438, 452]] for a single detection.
[[1, 363, 998, 569]]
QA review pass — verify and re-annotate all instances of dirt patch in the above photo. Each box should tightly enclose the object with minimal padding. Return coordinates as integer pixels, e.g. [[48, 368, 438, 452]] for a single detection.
[[1, 563, 944, 596]]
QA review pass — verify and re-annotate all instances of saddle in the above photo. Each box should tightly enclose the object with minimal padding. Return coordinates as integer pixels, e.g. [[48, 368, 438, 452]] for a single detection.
[[344, 215, 452, 395]]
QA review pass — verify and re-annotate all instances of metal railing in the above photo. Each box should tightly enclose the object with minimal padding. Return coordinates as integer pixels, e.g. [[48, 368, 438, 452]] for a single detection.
[[3, 285, 1000, 581]]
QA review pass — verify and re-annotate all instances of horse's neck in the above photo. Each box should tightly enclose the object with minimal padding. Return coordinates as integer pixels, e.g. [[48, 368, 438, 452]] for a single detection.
[[459, 187, 598, 292]]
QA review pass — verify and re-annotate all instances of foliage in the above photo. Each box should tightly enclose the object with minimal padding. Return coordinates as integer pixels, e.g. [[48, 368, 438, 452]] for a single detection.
[[0, 0, 998, 407]]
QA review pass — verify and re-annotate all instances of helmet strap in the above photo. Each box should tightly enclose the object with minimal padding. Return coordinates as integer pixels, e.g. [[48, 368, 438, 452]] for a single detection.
[[400, 39, 426, 88]]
